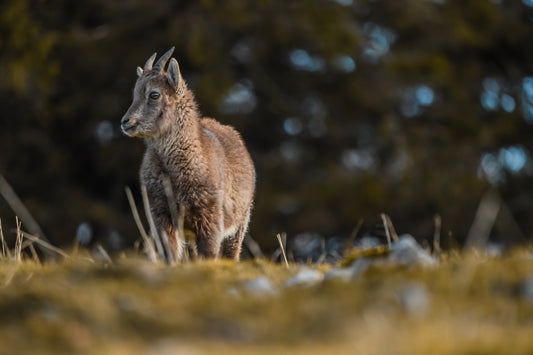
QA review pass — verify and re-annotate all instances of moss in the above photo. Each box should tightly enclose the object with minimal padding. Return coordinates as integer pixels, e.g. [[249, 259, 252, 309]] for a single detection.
[[340, 245, 390, 267], [0, 249, 532, 354]]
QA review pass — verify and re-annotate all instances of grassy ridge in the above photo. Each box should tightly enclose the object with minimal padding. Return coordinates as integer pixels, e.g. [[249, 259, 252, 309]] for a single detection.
[[0, 250, 532, 354]]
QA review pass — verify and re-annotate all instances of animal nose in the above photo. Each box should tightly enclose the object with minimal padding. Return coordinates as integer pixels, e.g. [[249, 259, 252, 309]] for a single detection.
[[121, 117, 130, 126]]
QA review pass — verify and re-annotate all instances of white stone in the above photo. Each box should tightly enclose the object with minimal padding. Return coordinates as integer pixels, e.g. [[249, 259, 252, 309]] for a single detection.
[[397, 282, 430, 316], [242, 277, 277, 296], [389, 234, 437, 267], [285, 268, 324, 287]]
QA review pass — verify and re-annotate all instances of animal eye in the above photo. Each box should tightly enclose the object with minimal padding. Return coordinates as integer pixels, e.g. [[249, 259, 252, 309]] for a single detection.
[[149, 92, 160, 100]]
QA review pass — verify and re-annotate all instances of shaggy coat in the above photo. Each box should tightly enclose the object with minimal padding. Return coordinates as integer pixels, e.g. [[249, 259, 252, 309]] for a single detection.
[[121, 47, 255, 261]]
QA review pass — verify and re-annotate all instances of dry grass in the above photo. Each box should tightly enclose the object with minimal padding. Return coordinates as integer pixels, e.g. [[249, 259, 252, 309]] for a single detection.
[[1, 179, 532, 354], [0, 245, 532, 354], [276, 233, 289, 268]]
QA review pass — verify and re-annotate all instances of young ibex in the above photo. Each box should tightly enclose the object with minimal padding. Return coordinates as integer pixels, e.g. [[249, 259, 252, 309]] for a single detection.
[[121, 47, 255, 261]]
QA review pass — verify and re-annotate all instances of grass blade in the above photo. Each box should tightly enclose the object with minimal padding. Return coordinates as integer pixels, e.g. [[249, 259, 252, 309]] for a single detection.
[[276, 233, 289, 268], [433, 214, 442, 257], [96, 244, 113, 265], [244, 234, 264, 260], [15, 217, 22, 262], [125, 187, 149, 238], [0, 217, 8, 258], [381, 213, 392, 248], [141, 185, 163, 263], [0, 174, 53, 259], [385, 214, 399, 242], [21, 231, 69, 259], [344, 219, 364, 255], [465, 191, 501, 250], [125, 187, 157, 263]]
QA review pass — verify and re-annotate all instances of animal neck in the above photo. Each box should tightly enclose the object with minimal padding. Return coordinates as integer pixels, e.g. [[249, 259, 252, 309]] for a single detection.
[[150, 89, 204, 173]]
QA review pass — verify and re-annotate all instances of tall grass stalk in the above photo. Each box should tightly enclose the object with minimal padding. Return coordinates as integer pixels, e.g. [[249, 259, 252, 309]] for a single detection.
[[125, 187, 157, 263], [141, 185, 165, 263], [276, 233, 289, 268]]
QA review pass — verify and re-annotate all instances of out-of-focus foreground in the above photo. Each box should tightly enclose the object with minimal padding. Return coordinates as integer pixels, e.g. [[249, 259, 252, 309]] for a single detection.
[[0, 246, 533, 354], [2, 1, 533, 251]]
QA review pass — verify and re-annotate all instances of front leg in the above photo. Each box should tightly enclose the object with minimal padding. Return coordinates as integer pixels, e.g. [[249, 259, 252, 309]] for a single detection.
[[190, 201, 224, 259]]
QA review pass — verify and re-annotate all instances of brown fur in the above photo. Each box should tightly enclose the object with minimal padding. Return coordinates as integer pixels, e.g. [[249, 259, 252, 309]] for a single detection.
[[121, 48, 255, 261]]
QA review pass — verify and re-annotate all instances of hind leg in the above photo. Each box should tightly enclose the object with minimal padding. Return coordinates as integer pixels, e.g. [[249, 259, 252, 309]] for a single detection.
[[221, 213, 250, 260], [221, 227, 246, 260]]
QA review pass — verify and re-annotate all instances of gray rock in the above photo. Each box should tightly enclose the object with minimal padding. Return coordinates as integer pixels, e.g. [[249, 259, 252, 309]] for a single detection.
[[349, 257, 373, 276], [326, 257, 374, 281], [522, 278, 533, 302], [355, 236, 383, 250], [331, 235, 436, 281], [389, 234, 437, 267], [291, 233, 348, 263], [226, 287, 240, 297], [397, 282, 430, 316], [242, 277, 277, 296], [285, 267, 324, 287], [325, 236, 346, 263], [76, 222, 93, 245], [291, 233, 323, 262], [324, 267, 355, 281], [484, 242, 503, 257]]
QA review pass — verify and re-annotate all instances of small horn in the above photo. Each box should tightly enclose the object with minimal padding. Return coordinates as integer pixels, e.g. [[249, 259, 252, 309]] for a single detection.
[[153, 46, 175, 73], [143, 52, 157, 71]]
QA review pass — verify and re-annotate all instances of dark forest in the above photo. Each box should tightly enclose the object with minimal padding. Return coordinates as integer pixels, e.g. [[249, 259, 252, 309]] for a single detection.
[[2, 0, 533, 253]]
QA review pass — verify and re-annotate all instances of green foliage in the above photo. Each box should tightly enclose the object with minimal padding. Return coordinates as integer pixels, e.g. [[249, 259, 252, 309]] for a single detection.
[[0, 0, 57, 96]]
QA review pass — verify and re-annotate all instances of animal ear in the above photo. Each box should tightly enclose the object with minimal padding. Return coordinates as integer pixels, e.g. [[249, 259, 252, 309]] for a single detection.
[[136, 66, 143, 77], [166, 58, 182, 91]]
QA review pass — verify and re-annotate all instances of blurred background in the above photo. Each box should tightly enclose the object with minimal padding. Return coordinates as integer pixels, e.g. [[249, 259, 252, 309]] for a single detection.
[[1, 0, 533, 254]]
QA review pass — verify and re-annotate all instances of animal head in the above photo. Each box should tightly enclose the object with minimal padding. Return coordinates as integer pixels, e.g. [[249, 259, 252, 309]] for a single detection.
[[121, 47, 185, 138]]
